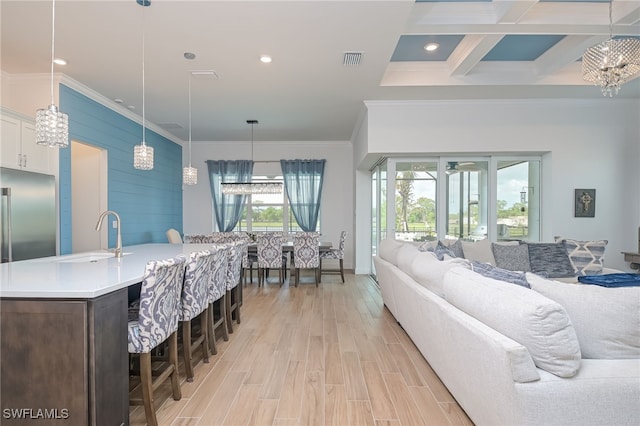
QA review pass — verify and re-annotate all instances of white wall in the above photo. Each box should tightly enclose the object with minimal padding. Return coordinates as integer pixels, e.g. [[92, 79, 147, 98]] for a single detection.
[[182, 140, 355, 269], [354, 99, 640, 272]]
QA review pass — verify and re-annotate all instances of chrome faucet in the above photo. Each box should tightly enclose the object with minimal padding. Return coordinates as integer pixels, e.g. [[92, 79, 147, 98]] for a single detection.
[[95, 210, 122, 258]]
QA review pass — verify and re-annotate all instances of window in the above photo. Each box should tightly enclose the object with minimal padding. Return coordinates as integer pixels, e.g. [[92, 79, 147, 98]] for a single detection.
[[394, 161, 437, 242], [372, 156, 541, 249], [236, 175, 317, 234], [496, 160, 540, 241]]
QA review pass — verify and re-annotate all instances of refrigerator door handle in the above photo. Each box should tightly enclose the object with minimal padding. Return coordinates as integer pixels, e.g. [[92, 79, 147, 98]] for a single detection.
[[1, 187, 12, 262]]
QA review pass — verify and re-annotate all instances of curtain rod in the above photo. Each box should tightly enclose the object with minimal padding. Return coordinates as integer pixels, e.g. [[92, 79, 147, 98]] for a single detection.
[[204, 160, 281, 164]]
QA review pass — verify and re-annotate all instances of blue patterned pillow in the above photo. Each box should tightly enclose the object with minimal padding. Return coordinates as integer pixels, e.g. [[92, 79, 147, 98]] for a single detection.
[[492, 243, 531, 272], [431, 240, 456, 261], [524, 241, 576, 279], [562, 239, 608, 276], [470, 260, 530, 288]]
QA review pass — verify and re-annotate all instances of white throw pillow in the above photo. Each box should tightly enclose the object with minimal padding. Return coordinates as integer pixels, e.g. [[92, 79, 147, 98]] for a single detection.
[[409, 251, 470, 297], [461, 238, 496, 265], [527, 273, 640, 359], [443, 267, 581, 377]]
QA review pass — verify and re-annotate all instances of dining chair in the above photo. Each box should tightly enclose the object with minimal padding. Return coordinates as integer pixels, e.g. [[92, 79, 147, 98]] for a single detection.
[[292, 232, 321, 287], [127, 255, 186, 426], [256, 232, 286, 286], [166, 228, 183, 243], [179, 250, 212, 382], [207, 243, 230, 355], [320, 231, 347, 283]]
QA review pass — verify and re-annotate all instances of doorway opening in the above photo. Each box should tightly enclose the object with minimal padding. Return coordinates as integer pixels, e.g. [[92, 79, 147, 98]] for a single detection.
[[71, 141, 107, 253]]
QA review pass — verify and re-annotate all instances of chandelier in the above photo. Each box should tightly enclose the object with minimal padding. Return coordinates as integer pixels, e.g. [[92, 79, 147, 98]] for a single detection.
[[35, 0, 69, 148], [133, 0, 154, 170], [220, 120, 283, 195], [582, 0, 640, 96], [183, 72, 197, 185]]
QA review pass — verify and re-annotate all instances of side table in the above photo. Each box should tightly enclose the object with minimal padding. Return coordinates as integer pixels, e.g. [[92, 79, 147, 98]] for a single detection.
[[622, 252, 640, 272]]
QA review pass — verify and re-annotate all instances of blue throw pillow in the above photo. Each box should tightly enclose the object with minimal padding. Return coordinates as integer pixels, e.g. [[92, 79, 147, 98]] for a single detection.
[[524, 241, 576, 279], [431, 240, 456, 261], [470, 260, 531, 288]]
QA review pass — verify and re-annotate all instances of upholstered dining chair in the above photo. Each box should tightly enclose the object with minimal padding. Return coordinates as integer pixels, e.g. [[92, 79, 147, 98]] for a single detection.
[[292, 232, 321, 287], [207, 243, 230, 355], [320, 231, 347, 283], [127, 255, 186, 426], [166, 228, 183, 244], [256, 232, 286, 286], [179, 250, 213, 382], [225, 239, 246, 333]]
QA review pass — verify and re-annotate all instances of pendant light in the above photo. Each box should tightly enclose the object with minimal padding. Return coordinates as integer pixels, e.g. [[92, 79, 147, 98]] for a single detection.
[[35, 0, 69, 148], [133, 0, 154, 170], [183, 72, 197, 185], [220, 120, 283, 195], [582, 0, 640, 96]]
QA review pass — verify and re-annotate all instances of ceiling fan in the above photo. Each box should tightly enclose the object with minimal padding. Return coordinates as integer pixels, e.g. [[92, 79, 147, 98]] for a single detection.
[[446, 161, 476, 174]]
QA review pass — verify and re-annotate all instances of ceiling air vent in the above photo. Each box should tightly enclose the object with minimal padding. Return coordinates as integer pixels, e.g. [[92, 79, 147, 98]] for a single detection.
[[343, 51, 362, 66]]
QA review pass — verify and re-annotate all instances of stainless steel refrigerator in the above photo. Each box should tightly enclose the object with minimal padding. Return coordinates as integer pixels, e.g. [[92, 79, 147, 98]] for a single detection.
[[1, 167, 56, 262]]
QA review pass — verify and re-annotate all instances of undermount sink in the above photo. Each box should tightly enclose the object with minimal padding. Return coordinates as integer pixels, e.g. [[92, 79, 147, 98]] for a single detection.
[[57, 252, 131, 263]]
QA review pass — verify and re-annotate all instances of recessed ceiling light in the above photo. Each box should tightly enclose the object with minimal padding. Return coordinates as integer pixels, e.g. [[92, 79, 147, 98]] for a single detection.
[[424, 43, 440, 52], [114, 98, 124, 104], [127, 105, 135, 110], [260, 55, 272, 63], [53, 58, 67, 65], [184, 52, 196, 60]]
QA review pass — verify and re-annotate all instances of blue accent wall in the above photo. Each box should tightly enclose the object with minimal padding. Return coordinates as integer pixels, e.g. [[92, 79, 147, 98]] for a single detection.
[[59, 84, 182, 254]]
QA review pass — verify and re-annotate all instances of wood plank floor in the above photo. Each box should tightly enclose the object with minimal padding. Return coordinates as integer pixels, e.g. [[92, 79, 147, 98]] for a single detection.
[[129, 272, 474, 426]]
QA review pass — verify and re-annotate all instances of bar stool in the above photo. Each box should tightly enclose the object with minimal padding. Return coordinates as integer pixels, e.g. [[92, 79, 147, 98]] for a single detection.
[[128, 256, 186, 426], [225, 239, 246, 333], [207, 243, 230, 354], [179, 250, 213, 382]]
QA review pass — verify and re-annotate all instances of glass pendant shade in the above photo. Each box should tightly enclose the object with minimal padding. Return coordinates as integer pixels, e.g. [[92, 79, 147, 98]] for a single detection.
[[582, 38, 640, 96], [36, 0, 68, 148], [221, 182, 283, 195], [134, 142, 154, 170], [36, 104, 69, 147], [183, 166, 198, 185]]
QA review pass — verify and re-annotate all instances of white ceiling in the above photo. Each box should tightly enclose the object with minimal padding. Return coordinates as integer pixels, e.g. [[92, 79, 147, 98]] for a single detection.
[[2, 0, 639, 143]]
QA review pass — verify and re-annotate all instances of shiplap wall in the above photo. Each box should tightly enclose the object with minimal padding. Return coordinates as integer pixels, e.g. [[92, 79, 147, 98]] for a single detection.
[[58, 84, 182, 254]]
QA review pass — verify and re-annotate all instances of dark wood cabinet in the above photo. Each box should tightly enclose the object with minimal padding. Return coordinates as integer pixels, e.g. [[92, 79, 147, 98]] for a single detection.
[[1, 289, 128, 426]]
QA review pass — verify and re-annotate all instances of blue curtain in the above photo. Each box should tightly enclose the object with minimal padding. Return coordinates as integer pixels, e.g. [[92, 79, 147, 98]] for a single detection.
[[280, 159, 326, 232], [206, 160, 253, 232]]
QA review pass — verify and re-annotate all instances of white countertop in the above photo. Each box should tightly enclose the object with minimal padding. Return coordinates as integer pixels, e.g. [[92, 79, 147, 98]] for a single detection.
[[0, 243, 214, 299]]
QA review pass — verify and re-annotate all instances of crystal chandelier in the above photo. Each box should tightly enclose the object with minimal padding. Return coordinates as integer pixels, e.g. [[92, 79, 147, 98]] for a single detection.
[[35, 0, 69, 148], [220, 120, 283, 195], [582, 0, 640, 96], [183, 72, 197, 185], [133, 0, 154, 170]]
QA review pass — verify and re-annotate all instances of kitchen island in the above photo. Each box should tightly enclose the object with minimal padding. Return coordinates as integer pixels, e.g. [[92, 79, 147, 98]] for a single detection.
[[0, 243, 212, 426]]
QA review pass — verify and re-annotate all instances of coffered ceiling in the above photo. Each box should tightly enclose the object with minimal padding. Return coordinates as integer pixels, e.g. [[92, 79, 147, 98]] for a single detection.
[[1, 0, 639, 143]]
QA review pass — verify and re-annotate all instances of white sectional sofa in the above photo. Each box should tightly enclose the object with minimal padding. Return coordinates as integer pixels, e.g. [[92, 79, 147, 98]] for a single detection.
[[374, 238, 640, 426]]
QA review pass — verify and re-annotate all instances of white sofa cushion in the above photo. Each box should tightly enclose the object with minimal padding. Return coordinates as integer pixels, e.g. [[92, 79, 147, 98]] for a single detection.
[[443, 267, 582, 377], [378, 238, 406, 266], [409, 251, 470, 297], [527, 273, 640, 359]]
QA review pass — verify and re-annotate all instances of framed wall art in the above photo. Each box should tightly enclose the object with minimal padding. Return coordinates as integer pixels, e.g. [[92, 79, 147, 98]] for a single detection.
[[574, 188, 595, 218]]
